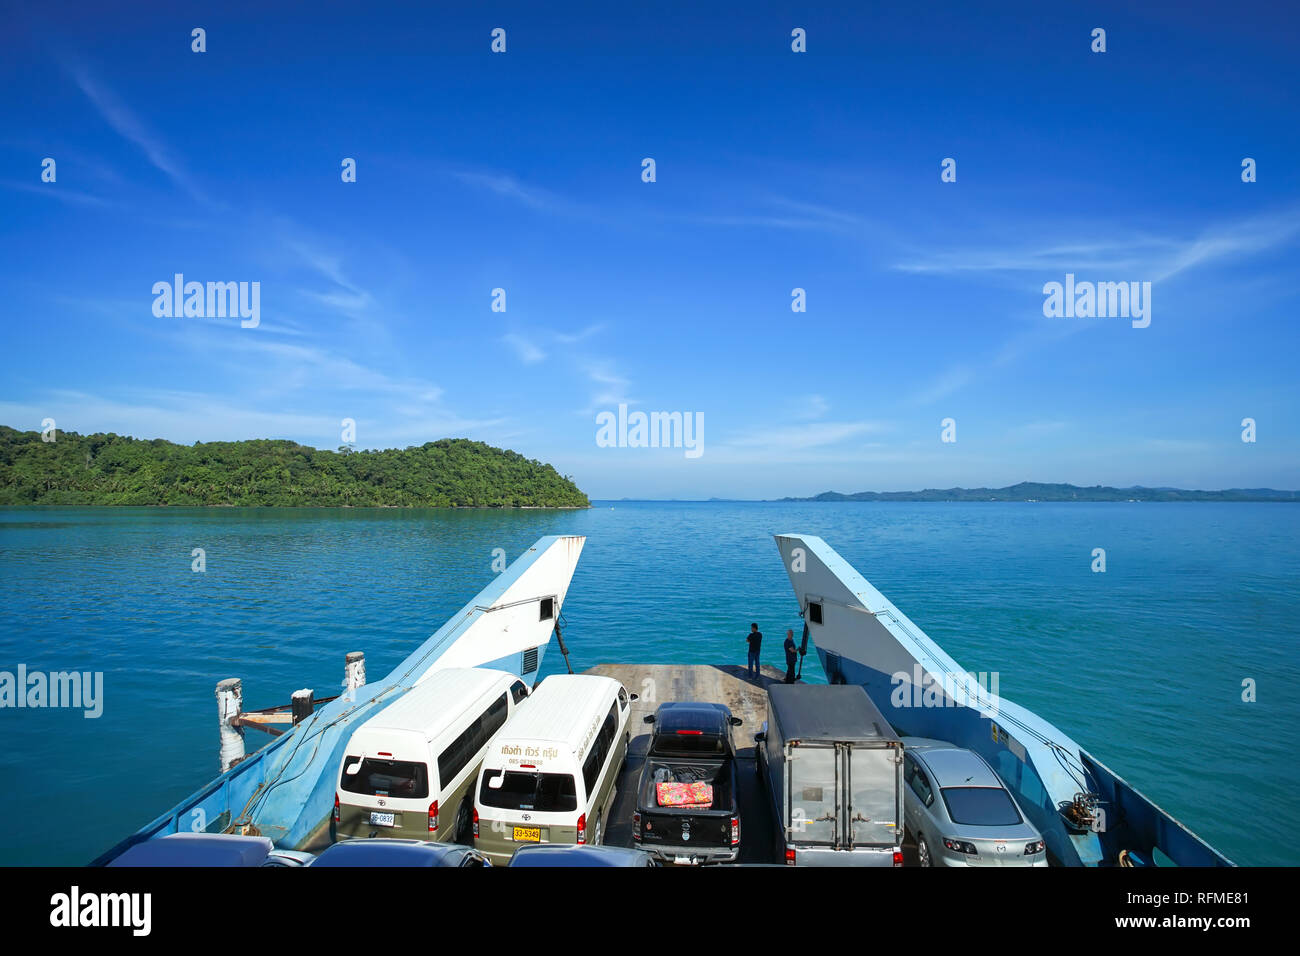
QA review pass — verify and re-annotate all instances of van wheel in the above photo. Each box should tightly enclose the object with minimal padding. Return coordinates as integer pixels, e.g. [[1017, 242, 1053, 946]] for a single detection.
[[455, 801, 471, 844]]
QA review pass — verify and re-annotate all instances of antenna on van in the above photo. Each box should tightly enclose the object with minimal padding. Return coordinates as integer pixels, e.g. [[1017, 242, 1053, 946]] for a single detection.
[[554, 612, 574, 675]]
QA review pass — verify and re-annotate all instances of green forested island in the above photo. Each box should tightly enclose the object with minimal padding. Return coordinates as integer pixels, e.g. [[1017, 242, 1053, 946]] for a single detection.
[[781, 481, 1298, 502], [0, 426, 590, 508]]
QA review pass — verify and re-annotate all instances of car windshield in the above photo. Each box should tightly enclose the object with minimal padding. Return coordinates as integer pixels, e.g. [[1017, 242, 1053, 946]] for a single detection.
[[940, 787, 1022, 826], [340, 756, 429, 799], [478, 771, 577, 812]]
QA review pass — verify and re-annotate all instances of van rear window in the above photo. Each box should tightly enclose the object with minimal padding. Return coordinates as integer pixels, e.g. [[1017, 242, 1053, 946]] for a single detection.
[[340, 756, 429, 799], [479, 771, 577, 813]]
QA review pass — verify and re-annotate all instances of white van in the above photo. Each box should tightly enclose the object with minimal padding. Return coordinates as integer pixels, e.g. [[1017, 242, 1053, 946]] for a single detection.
[[333, 668, 530, 844], [473, 674, 633, 865]]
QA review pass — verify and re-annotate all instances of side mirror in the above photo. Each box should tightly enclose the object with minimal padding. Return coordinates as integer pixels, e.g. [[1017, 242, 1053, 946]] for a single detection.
[[753, 732, 766, 743], [629, 693, 639, 702], [643, 714, 655, 724], [729, 716, 743, 726]]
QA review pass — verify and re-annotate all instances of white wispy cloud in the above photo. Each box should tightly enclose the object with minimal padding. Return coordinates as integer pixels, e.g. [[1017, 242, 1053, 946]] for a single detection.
[[65, 62, 213, 207], [891, 207, 1300, 282], [723, 420, 887, 452], [0, 180, 118, 208], [502, 333, 546, 364]]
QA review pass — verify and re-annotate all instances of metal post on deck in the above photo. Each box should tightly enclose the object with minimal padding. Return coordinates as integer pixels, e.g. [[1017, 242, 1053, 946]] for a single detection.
[[344, 651, 366, 691], [216, 678, 245, 772], [291, 688, 314, 725]]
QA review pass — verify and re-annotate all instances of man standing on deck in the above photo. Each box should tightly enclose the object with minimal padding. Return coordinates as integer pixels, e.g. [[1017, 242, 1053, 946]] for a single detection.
[[783, 629, 800, 684], [746, 623, 762, 677]]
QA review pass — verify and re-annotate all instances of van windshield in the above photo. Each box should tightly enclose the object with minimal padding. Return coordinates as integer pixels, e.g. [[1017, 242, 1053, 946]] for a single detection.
[[479, 771, 577, 813], [340, 756, 429, 799]]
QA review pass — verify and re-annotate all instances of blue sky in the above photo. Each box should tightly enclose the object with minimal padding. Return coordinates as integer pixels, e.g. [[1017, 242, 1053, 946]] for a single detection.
[[2, 0, 1298, 499]]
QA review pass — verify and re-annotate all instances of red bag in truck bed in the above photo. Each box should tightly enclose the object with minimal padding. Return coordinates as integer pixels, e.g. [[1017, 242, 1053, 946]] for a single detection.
[[656, 781, 714, 808]]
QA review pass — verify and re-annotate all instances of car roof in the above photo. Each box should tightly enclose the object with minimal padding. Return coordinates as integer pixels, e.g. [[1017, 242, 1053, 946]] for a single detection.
[[904, 741, 1001, 788], [508, 844, 652, 867], [491, 674, 622, 747], [356, 667, 516, 740], [108, 833, 273, 867], [657, 701, 729, 732], [311, 839, 470, 867]]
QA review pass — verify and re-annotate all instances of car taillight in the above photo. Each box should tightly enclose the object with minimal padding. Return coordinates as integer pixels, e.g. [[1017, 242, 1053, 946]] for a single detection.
[[893, 850, 903, 867], [943, 837, 977, 854], [577, 813, 587, 844], [333, 793, 340, 823], [730, 816, 740, 846], [428, 800, 439, 833], [784, 847, 796, 865], [632, 811, 641, 841], [472, 806, 479, 838], [1024, 840, 1045, 855]]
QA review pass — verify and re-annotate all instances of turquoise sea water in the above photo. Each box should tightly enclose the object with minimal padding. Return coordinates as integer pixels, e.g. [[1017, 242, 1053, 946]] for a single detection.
[[0, 501, 1296, 866]]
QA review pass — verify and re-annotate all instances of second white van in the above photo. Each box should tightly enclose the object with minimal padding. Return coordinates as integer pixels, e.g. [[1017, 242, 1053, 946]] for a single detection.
[[473, 674, 633, 864]]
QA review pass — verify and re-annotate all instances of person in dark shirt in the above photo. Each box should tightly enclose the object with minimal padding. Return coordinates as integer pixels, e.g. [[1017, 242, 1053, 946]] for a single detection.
[[746, 623, 762, 677], [783, 629, 800, 684]]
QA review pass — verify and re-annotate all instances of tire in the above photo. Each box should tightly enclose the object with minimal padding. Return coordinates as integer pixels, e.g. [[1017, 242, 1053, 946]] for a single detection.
[[917, 834, 933, 868], [454, 801, 471, 845]]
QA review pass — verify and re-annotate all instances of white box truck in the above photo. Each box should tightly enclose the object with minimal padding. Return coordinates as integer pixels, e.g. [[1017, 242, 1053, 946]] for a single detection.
[[756, 683, 904, 866]]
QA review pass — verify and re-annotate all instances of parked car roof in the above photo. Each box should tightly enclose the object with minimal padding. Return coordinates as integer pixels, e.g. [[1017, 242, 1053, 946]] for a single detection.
[[490, 674, 622, 748], [655, 701, 731, 733], [508, 844, 656, 867], [108, 833, 273, 867], [902, 737, 1002, 788], [359, 667, 516, 739], [311, 838, 485, 867]]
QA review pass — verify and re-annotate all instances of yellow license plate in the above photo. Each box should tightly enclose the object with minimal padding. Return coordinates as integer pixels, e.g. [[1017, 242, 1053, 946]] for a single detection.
[[513, 826, 541, 843]]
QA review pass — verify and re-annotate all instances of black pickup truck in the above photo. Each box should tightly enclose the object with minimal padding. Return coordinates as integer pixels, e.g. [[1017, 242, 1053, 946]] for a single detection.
[[632, 702, 743, 864]]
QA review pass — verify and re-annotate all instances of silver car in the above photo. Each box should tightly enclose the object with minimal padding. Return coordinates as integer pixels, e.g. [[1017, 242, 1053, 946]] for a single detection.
[[901, 738, 1048, 867]]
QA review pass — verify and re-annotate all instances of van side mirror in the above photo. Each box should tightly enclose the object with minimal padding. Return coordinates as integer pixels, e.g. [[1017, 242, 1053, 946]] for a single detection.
[[729, 716, 743, 726], [643, 714, 655, 724], [753, 732, 766, 743]]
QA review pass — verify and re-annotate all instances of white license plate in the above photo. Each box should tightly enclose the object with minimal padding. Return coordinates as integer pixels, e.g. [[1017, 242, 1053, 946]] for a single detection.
[[673, 855, 695, 865], [369, 811, 396, 827]]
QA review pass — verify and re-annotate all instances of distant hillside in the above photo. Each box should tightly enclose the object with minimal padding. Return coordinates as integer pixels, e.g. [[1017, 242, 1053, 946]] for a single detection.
[[0, 426, 590, 508], [780, 481, 1298, 503]]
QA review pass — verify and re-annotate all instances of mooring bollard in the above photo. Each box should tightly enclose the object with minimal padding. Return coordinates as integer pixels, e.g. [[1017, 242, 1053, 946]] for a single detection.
[[291, 688, 314, 725], [344, 651, 366, 691], [216, 678, 245, 772]]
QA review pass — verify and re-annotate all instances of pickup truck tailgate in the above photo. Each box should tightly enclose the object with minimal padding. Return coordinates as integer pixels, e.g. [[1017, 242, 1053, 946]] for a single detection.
[[639, 809, 733, 849]]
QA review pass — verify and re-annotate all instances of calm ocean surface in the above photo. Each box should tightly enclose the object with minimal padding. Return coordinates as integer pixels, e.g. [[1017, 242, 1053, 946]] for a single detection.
[[0, 501, 1296, 866]]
